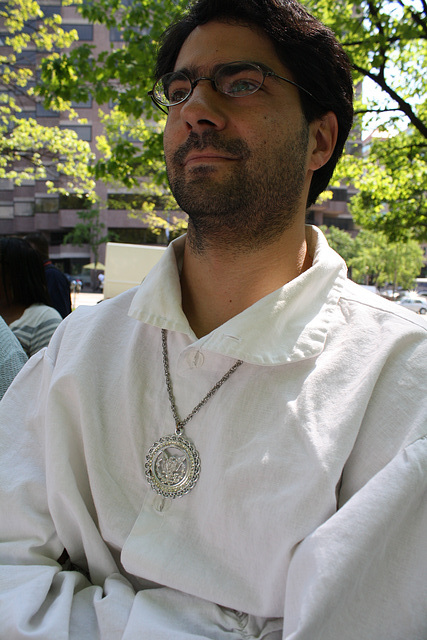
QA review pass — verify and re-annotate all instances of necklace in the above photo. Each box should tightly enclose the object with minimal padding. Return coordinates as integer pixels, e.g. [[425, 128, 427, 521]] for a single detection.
[[145, 329, 243, 498]]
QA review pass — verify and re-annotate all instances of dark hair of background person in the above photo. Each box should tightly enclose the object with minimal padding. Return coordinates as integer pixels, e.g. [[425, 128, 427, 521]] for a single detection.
[[0, 237, 52, 308], [25, 232, 72, 318], [24, 232, 50, 262], [154, 0, 354, 208]]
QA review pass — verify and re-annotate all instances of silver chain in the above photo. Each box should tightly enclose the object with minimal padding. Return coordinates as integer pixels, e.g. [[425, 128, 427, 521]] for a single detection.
[[161, 328, 243, 435]]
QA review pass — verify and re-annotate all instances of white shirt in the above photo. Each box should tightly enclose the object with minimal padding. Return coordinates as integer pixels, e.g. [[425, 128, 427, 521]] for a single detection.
[[0, 226, 426, 639]]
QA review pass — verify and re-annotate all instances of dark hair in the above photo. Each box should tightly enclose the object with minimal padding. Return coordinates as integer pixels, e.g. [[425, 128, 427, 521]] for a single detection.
[[0, 237, 52, 307], [24, 232, 50, 262], [155, 0, 354, 207]]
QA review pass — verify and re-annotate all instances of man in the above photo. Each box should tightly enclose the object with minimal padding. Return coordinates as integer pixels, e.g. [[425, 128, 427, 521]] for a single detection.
[[0, 0, 426, 638], [25, 232, 72, 318]]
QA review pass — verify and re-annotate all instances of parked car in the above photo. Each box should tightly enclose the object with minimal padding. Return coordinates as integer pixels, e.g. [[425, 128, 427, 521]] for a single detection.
[[378, 288, 410, 301], [397, 296, 427, 314]]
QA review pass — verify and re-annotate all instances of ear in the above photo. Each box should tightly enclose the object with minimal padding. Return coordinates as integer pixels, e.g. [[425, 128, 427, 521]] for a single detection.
[[308, 111, 338, 171]]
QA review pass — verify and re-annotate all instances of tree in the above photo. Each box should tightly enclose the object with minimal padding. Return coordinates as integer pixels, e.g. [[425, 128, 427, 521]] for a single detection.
[[339, 124, 427, 242], [37, 0, 187, 191], [63, 206, 116, 275], [322, 225, 424, 289], [307, 0, 427, 242], [352, 229, 424, 289], [308, 1, 426, 134], [35, 0, 191, 234], [0, 0, 96, 196], [320, 225, 356, 264]]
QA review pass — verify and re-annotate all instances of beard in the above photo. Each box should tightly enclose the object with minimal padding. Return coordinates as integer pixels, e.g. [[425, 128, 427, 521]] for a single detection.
[[166, 125, 309, 253]]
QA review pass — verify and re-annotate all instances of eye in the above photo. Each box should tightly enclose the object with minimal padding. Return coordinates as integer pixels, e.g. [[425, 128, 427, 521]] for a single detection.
[[168, 83, 190, 103], [225, 78, 261, 95], [217, 64, 263, 97], [159, 72, 191, 104]]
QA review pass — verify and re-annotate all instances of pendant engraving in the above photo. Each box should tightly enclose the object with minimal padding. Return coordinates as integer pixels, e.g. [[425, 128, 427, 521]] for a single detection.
[[145, 434, 201, 498]]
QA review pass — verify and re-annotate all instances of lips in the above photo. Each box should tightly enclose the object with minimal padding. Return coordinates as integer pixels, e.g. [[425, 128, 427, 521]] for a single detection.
[[172, 131, 251, 168], [184, 151, 238, 166]]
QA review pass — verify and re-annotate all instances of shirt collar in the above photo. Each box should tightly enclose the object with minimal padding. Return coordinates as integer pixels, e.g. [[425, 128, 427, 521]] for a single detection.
[[128, 226, 347, 365]]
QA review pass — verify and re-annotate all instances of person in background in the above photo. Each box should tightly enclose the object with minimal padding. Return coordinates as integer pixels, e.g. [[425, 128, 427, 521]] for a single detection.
[[25, 232, 72, 318], [0, 237, 62, 357], [98, 271, 105, 292], [0, 315, 27, 400]]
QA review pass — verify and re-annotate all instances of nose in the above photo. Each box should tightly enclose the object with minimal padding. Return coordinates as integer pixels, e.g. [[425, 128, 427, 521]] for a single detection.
[[178, 79, 227, 133]]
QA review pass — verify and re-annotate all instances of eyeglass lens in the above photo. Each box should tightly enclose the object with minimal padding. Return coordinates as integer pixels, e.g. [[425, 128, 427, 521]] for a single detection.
[[153, 62, 265, 106]]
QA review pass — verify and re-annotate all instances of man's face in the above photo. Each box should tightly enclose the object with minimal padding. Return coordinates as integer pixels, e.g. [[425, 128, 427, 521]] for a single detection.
[[163, 21, 314, 249]]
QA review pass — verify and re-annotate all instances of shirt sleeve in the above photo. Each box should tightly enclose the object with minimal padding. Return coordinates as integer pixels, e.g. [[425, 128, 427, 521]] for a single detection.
[[0, 350, 136, 639], [282, 435, 427, 640], [0, 323, 27, 400]]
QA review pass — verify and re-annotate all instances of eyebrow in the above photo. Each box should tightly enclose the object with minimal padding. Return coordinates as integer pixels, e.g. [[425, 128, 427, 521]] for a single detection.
[[172, 61, 275, 79], [172, 63, 224, 79]]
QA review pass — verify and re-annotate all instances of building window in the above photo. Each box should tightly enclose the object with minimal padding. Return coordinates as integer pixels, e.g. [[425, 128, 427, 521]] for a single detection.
[[0, 205, 14, 219], [71, 96, 93, 108], [110, 24, 150, 42], [35, 196, 59, 213], [107, 193, 166, 209], [322, 217, 354, 231], [108, 228, 164, 245], [0, 179, 13, 190], [331, 188, 349, 202], [15, 51, 37, 66], [15, 110, 37, 120], [21, 20, 38, 35], [39, 5, 61, 18], [60, 124, 92, 141], [62, 24, 93, 40], [59, 194, 91, 209], [36, 103, 59, 117], [14, 201, 34, 216], [109, 27, 123, 42], [50, 232, 67, 245]]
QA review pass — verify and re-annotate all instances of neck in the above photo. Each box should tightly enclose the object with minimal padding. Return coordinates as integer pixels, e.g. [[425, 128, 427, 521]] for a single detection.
[[180, 223, 312, 338], [0, 303, 27, 325]]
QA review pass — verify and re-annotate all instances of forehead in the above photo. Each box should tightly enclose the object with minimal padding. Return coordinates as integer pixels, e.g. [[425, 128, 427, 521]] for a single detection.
[[174, 20, 288, 75]]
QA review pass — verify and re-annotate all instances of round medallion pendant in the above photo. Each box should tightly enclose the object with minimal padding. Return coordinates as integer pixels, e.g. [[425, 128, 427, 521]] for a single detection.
[[145, 434, 201, 498]]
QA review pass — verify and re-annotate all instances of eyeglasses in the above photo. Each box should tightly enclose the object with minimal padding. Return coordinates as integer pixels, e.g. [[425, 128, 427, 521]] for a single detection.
[[148, 61, 319, 114]]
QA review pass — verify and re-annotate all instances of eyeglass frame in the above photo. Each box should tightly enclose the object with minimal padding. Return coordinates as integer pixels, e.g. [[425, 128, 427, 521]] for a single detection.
[[148, 60, 320, 114]]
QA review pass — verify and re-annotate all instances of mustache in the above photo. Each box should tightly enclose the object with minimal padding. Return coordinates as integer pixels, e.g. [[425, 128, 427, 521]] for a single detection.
[[172, 130, 251, 166]]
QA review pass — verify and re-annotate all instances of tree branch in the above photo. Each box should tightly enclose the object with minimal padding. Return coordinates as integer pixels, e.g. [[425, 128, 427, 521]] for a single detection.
[[367, 0, 387, 80], [354, 107, 404, 115], [395, 0, 427, 37], [353, 62, 427, 138]]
